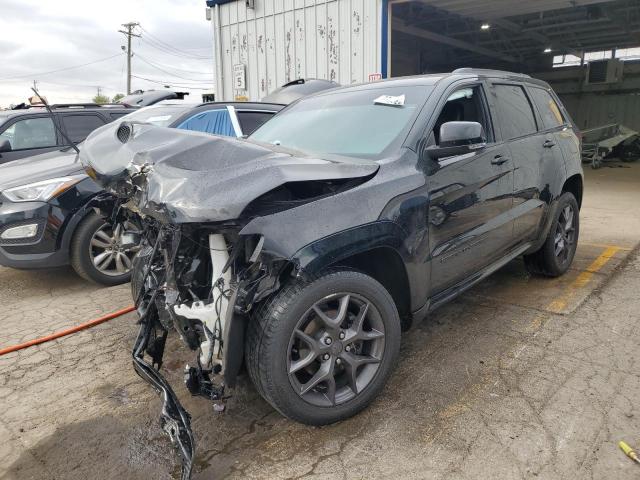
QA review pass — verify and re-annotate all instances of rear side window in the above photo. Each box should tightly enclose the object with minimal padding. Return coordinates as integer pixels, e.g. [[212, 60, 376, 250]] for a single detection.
[[0, 117, 57, 150], [236, 111, 275, 135], [110, 112, 129, 121], [529, 88, 565, 130], [493, 84, 537, 140], [176, 109, 236, 137], [61, 114, 106, 143]]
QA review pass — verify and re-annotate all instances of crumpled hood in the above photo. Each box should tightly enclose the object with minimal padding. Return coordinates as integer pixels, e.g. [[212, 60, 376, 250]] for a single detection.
[[80, 121, 378, 223], [0, 149, 83, 191]]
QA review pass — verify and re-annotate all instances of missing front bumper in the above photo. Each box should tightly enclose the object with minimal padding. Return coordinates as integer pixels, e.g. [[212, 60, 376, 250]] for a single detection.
[[132, 314, 195, 480]]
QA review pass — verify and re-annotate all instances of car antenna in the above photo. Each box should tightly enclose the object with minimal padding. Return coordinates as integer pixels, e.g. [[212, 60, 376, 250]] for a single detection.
[[30, 87, 80, 154]]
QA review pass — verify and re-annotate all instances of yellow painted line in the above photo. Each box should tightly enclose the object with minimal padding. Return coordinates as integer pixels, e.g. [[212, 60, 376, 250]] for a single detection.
[[581, 242, 632, 251], [547, 246, 620, 313]]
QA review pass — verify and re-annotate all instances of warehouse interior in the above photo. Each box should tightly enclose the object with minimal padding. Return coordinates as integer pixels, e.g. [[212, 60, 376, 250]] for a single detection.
[[390, 0, 640, 131]]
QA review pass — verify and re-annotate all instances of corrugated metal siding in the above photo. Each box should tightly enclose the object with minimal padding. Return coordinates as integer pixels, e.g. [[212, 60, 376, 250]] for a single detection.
[[212, 0, 383, 101], [560, 92, 640, 132]]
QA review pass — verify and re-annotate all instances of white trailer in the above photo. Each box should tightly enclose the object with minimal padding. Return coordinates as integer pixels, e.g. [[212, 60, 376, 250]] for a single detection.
[[206, 0, 390, 102]]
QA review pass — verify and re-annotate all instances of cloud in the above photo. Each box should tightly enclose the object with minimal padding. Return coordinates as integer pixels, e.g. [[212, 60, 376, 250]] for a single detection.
[[0, 0, 213, 107]]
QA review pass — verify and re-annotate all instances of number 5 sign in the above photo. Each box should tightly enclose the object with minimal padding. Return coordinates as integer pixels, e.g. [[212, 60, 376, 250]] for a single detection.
[[233, 64, 246, 90]]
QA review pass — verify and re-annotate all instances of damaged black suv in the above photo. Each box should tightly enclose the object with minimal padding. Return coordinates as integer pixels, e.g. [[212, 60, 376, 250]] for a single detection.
[[81, 68, 582, 477]]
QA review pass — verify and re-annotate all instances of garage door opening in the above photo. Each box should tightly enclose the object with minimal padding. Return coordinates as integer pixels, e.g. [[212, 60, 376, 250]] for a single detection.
[[388, 0, 640, 131]]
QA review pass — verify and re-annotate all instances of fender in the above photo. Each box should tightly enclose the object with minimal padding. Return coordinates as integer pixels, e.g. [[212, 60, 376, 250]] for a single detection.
[[524, 195, 563, 255], [57, 192, 116, 253], [291, 220, 409, 275]]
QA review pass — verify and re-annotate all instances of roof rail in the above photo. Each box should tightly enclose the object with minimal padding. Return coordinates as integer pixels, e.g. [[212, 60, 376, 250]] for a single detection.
[[453, 68, 531, 78], [49, 103, 101, 109], [48, 103, 132, 109]]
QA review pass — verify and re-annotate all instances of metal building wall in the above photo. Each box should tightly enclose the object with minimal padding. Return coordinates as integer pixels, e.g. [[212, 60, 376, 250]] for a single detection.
[[560, 92, 640, 132], [210, 0, 384, 101]]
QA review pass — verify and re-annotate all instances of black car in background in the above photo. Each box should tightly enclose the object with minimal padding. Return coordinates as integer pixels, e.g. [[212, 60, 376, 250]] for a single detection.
[[0, 101, 284, 285], [0, 104, 134, 164]]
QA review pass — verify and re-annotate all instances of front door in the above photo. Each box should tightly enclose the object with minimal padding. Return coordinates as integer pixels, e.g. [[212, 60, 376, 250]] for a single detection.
[[427, 84, 515, 295], [0, 115, 61, 164]]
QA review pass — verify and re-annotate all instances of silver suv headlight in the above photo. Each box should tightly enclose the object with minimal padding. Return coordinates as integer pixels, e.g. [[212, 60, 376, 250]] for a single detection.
[[2, 175, 85, 203]]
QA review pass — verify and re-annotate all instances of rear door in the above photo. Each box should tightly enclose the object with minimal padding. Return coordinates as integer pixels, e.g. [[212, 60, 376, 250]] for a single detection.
[[528, 85, 580, 176], [59, 113, 107, 145], [427, 83, 515, 294], [490, 83, 549, 242], [0, 114, 61, 164]]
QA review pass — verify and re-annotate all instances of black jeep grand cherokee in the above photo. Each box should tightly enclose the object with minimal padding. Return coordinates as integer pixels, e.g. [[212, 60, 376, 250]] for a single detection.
[[81, 69, 582, 477]]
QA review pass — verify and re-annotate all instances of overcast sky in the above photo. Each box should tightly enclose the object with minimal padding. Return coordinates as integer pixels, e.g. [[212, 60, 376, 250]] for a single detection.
[[0, 0, 214, 107]]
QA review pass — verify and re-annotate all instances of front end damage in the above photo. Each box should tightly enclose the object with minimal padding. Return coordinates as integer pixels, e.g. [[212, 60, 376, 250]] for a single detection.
[[80, 121, 377, 478], [130, 220, 284, 479]]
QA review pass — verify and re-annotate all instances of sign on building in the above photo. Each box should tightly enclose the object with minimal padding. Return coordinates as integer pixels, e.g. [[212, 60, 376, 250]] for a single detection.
[[233, 64, 246, 90]]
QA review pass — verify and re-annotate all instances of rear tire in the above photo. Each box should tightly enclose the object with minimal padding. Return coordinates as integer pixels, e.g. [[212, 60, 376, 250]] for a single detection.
[[245, 270, 401, 425], [70, 212, 134, 286], [524, 192, 579, 277]]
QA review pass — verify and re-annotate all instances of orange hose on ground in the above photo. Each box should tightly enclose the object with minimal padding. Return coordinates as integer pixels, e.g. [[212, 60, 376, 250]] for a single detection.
[[0, 305, 135, 356]]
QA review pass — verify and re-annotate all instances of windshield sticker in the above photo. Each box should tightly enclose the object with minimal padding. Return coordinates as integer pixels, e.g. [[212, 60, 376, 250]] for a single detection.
[[374, 94, 405, 107]]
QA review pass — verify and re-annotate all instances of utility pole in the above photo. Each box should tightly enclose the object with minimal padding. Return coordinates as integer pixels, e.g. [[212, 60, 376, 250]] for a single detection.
[[119, 22, 140, 95]]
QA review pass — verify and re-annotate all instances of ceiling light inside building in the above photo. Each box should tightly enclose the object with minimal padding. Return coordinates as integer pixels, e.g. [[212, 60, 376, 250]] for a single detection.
[[544, 47, 552, 53], [481, 23, 490, 30]]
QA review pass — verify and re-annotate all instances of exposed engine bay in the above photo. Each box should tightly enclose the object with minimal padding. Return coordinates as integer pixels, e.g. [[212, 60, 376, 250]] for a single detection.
[[80, 121, 378, 479], [127, 218, 285, 479]]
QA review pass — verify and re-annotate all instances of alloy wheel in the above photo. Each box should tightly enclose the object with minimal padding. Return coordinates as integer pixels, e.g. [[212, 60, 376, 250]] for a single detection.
[[89, 221, 140, 276], [287, 293, 386, 407], [554, 204, 576, 264]]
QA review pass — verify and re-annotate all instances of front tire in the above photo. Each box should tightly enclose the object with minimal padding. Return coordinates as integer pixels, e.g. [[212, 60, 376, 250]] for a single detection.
[[70, 212, 137, 286], [245, 270, 401, 425], [524, 192, 579, 277]]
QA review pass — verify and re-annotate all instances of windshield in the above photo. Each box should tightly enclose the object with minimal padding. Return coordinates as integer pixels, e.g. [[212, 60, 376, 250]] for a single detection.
[[250, 86, 431, 159], [121, 105, 191, 127]]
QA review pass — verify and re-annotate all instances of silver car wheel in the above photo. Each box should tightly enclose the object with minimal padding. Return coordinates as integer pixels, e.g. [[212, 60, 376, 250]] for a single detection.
[[89, 221, 139, 276]]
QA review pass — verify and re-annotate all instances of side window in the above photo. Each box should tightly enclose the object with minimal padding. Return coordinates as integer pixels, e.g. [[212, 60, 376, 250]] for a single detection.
[[433, 86, 492, 144], [61, 114, 106, 143], [493, 84, 537, 140], [176, 109, 236, 137], [110, 112, 129, 121], [0, 117, 57, 150], [529, 88, 565, 130], [236, 111, 275, 136]]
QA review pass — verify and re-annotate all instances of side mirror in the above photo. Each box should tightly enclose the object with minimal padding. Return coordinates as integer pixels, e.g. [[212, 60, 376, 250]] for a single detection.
[[0, 139, 11, 153], [426, 121, 486, 159]]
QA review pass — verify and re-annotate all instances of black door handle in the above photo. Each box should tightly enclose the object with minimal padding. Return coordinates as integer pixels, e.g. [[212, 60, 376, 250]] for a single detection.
[[543, 139, 556, 148], [491, 155, 510, 165]]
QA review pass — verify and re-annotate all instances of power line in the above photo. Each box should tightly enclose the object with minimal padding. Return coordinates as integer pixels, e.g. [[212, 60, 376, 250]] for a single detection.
[[138, 28, 213, 60], [134, 54, 213, 75], [0, 53, 124, 81], [32, 79, 123, 91], [135, 54, 213, 82], [139, 36, 213, 61], [138, 26, 213, 60], [131, 74, 213, 90]]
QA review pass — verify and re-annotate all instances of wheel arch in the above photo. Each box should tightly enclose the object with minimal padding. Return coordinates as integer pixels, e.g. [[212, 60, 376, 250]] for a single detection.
[[329, 246, 412, 330], [290, 221, 413, 330], [562, 174, 583, 209], [59, 193, 115, 252]]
